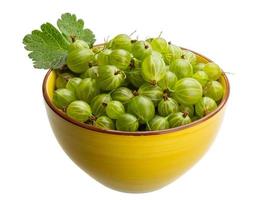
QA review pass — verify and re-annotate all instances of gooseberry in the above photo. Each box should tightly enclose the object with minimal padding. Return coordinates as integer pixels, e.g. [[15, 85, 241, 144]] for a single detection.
[[204, 81, 224, 101], [109, 49, 131, 70], [53, 88, 76, 110], [97, 65, 126, 91], [111, 87, 134, 104], [195, 97, 217, 117], [94, 116, 115, 130], [158, 97, 179, 116], [116, 113, 139, 132], [168, 112, 191, 128], [132, 41, 152, 60], [169, 58, 193, 79], [76, 78, 99, 103], [127, 96, 155, 124], [203, 62, 222, 80], [141, 54, 166, 84], [192, 71, 209, 87], [172, 78, 202, 105], [66, 100, 92, 122], [106, 100, 125, 119], [90, 93, 112, 117], [138, 83, 163, 106], [148, 115, 169, 131]]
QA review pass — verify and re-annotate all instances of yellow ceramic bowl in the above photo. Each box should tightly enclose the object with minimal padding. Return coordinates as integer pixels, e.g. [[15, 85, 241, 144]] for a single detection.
[[43, 48, 230, 193]]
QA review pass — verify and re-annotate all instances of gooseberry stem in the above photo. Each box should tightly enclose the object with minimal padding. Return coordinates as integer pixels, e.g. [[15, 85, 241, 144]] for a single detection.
[[146, 122, 151, 131], [132, 90, 139, 96], [182, 112, 189, 117], [129, 30, 137, 37], [163, 93, 169, 100], [158, 31, 163, 38]]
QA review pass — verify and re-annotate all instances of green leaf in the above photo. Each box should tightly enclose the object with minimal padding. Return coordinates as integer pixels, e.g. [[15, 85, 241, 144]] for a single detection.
[[23, 23, 70, 69], [57, 13, 96, 47]]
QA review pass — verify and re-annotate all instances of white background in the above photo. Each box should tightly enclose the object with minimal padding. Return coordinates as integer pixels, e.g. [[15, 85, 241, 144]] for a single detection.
[[0, 0, 266, 199]]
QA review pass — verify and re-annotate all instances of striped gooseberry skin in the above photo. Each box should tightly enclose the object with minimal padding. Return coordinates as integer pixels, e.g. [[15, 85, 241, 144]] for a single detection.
[[94, 116, 115, 130], [66, 100, 92, 122], [97, 65, 126, 91], [90, 93, 112, 117], [111, 87, 134, 104], [76, 78, 99, 103], [67, 48, 94, 73], [195, 97, 217, 117], [141, 54, 167, 84], [148, 115, 169, 131], [169, 58, 193, 79], [162, 44, 182, 65], [168, 112, 191, 128], [172, 78, 203, 105], [108, 34, 132, 52], [138, 83, 164, 106], [109, 49, 132, 70], [116, 113, 139, 132], [127, 95, 155, 124], [158, 97, 179, 117], [132, 41, 152, 60], [204, 81, 224, 101], [127, 66, 145, 88], [158, 71, 178, 91]]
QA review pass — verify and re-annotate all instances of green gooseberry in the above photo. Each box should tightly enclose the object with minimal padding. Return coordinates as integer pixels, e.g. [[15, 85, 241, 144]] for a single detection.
[[172, 78, 203, 105], [109, 49, 132, 70], [204, 81, 224, 101], [193, 63, 205, 72], [203, 62, 222, 80], [192, 71, 209, 87], [80, 66, 99, 79], [148, 115, 169, 131], [109, 34, 132, 52], [67, 48, 94, 73], [158, 71, 178, 91], [195, 97, 217, 117], [141, 54, 167, 84], [150, 37, 168, 53], [126, 66, 145, 88], [169, 58, 193, 79], [66, 77, 82, 94], [106, 100, 125, 119], [66, 100, 92, 122], [158, 97, 179, 116], [76, 78, 99, 103], [182, 50, 197, 65], [96, 49, 112, 65], [111, 87, 134, 104], [97, 65, 126, 91], [68, 40, 89, 52], [151, 50, 164, 58], [53, 88, 76, 110], [94, 116, 115, 130], [55, 72, 74, 89], [127, 96, 155, 124], [163, 43, 182, 65], [90, 93, 112, 117], [116, 113, 139, 132], [132, 41, 152, 60], [138, 83, 164, 106], [168, 112, 191, 128], [179, 104, 195, 118]]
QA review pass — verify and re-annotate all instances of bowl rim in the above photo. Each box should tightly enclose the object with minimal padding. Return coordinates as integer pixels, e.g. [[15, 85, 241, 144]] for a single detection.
[[42, 46, 230, 136]]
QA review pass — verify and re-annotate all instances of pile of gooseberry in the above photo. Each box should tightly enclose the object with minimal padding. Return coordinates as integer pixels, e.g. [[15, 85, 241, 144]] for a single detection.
[[53, 34, 224, 132]]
